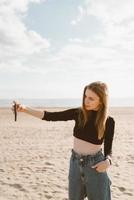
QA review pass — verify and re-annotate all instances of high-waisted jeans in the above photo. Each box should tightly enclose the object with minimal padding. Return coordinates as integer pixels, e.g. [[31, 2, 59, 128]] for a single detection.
[[68, 149, 112, 200]]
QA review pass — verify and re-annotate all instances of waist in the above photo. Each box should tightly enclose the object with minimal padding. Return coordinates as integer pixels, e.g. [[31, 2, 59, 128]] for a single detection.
[[71, 148, 103, 161], [73, 136, 102, 155]]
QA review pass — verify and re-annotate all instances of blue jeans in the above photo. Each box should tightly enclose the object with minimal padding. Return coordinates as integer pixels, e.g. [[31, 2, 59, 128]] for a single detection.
[[68, 149, 112, 200]]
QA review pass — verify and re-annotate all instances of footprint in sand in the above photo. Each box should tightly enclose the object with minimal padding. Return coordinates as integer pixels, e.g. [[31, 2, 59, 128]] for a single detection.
[[0, 181, 28, 193], [124, 192, 133, 196], [45, 161, 54, 166], [45, 194, 52, 199], [9, 183, 27, 192], [117, 186, 126, 192]]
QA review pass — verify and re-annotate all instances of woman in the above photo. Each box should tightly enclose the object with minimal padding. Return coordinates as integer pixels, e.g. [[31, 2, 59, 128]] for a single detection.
[[12, 81, 115, 200]]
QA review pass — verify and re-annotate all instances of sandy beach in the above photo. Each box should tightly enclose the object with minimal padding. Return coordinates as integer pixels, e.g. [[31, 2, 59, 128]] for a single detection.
[[0, 107, 134, 200]]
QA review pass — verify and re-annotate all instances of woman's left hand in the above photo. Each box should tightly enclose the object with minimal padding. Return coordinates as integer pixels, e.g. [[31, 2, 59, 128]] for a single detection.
[[91, 159, 110, 173]]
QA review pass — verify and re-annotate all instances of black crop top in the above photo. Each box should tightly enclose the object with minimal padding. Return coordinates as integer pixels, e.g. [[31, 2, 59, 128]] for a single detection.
[[42, 108, 115, 157]]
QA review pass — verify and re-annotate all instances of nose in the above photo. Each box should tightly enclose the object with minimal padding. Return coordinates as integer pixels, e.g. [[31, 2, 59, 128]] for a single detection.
[[85, 98, 90, 105]]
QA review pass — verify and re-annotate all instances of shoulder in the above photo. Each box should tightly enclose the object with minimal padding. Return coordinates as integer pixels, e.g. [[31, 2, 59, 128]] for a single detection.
[[65, 107, 80, 116], [107, 116, 115, 122], [73, 107, 82, 115], [106, 116, 115, 126], [68, 107, 80, 112], [71, 107, 82, 113]]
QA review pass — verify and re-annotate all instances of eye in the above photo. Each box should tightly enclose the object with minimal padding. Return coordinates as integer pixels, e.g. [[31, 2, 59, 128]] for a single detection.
[[89, 97, 94, 101]]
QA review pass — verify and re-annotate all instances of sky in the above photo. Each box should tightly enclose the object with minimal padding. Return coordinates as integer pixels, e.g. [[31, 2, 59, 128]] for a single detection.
[[0, 0, 134, 99]]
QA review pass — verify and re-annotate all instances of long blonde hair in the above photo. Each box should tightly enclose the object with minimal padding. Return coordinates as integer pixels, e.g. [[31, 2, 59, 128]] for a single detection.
[[79, 81, 109, 139]]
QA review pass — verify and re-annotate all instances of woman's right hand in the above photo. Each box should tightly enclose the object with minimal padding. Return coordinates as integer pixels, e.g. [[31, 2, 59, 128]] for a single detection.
[[12, 101, 44, 119], [12, 101, 26, 112]]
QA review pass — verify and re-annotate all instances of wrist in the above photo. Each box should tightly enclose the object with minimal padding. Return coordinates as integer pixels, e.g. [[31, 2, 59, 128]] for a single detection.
[[105, 155, 112, 165], [105, 158, 111, 166]]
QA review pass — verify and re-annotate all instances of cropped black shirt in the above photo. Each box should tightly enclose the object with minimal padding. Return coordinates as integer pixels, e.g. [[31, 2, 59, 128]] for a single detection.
[[42, 108, 115, 157]]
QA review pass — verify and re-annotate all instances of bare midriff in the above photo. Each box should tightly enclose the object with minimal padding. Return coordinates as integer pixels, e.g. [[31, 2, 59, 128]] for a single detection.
[[73, 136, 102, 156]]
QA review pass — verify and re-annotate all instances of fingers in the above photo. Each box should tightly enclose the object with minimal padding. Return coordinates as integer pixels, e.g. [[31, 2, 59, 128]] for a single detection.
[[12, 101, 26, 112], [91, 161, 107, 172], [91, 164, 98, 168]]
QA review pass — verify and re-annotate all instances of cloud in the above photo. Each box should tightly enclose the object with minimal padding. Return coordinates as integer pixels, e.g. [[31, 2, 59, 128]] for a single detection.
[[0, 0, 134, 98], [68, 0, 134, 73], [71, 0, 134, 49], [86, 0, 134, 24], [85, 0, 134, 76], [0, 0, 50, 71], [71, 6, 85, 26]]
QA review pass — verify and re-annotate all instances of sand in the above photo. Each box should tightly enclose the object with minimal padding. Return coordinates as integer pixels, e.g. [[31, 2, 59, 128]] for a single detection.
[[0, 107, 134, 200]]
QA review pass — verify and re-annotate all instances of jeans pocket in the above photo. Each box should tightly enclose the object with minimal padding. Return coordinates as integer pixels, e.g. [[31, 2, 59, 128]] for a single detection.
[[92, 158, 104, 169]]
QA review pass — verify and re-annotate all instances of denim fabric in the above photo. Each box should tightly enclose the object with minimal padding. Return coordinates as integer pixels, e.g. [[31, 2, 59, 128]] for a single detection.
[[68, 149, 112, 200]]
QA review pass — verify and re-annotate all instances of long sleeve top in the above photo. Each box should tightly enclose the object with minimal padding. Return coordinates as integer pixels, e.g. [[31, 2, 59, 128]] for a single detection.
[[42, 108, 115, 157]]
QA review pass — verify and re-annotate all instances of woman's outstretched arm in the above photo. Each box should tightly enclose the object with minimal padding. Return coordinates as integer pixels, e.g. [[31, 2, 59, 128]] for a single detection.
[[12, 102, 44, 119]]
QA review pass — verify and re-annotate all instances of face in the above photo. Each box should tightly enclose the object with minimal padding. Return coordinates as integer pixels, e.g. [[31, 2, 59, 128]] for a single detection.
[[84, 89, 101, 111]]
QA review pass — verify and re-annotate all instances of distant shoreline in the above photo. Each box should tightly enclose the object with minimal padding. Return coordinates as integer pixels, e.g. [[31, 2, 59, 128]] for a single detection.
[[1, 98, 134, 107], [1, 106, 134, 109]]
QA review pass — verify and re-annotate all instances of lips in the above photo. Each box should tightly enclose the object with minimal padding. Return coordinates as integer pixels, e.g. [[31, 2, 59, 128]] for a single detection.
[[85, 105, 90, 109]]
